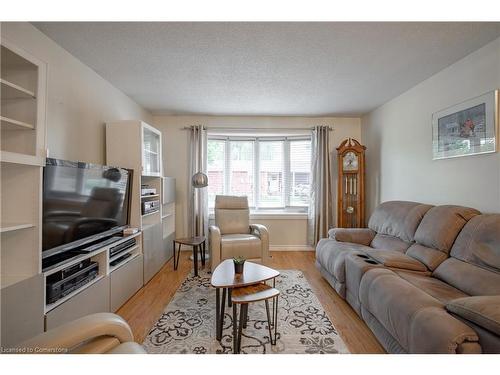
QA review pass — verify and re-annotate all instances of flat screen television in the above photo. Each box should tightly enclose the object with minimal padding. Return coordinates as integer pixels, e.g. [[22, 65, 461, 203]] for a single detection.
[[42, 158, 132, 262]]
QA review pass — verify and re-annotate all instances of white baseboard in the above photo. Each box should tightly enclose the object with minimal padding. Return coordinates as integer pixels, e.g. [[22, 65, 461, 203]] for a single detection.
[[180, 245, 314, 251], [269, 245, 314, 251]]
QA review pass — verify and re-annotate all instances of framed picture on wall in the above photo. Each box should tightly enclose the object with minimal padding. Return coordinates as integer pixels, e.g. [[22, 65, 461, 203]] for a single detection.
[[432, 89, 498, 160]]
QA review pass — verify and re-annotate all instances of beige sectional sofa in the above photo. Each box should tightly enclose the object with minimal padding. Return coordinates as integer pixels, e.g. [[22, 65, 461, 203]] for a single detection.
[[315, 201, 500, 353]]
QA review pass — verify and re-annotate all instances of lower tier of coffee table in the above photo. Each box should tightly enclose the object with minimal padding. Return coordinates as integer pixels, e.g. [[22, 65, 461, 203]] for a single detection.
[[231, 283, 280, 354]]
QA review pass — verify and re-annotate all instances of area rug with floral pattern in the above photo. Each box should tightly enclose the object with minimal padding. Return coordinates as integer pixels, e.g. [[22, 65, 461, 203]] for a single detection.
[[142, 269, 349, 354]]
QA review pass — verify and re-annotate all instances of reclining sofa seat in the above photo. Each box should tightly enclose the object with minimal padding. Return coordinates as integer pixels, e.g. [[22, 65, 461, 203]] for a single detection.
[[358, 213, 500, 353], [315, 201, 480, 298], [315, 201, 433, 297]]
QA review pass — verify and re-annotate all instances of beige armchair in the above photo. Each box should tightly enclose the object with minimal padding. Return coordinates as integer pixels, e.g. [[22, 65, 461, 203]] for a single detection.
[[18, 313, 145, 354], [209, 195, 270, 270]]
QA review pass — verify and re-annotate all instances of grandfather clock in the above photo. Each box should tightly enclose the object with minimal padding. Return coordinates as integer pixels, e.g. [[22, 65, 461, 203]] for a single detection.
[[337, 138, 366, 228]]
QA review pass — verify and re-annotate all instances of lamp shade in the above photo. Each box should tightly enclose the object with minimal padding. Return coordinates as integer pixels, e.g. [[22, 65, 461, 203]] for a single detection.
[[192, 172, 208, 188]]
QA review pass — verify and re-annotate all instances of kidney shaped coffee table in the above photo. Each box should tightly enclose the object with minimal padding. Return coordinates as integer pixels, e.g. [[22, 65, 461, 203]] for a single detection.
[[210, 259, 280, 341]]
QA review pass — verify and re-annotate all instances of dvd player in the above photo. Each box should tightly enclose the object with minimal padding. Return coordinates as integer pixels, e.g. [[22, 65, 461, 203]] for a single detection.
[[110, 252, 132, 267], [109, 238, 137, 258], [46, 261, 99, 304]]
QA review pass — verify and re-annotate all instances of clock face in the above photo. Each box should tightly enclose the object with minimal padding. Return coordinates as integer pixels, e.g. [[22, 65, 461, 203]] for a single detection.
[[343, 151, 358, 171]]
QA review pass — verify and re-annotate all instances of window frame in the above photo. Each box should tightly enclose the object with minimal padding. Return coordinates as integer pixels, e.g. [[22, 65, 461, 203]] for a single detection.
[[207, 134, 312, 213]]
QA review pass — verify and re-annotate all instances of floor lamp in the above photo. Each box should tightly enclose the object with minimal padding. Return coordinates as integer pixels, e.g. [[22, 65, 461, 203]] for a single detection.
[[191, 171, 209, 260]]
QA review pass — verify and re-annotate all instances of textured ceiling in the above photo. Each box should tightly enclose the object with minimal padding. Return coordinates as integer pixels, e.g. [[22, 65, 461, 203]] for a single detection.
[[34, 22, 500, 116]]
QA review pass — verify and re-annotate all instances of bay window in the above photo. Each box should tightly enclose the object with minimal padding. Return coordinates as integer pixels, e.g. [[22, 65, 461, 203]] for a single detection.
[[207, 135, 312, 212]]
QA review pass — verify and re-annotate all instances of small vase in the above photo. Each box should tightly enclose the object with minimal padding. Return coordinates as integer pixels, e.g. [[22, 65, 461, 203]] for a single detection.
[[234, 261, 245, 274]]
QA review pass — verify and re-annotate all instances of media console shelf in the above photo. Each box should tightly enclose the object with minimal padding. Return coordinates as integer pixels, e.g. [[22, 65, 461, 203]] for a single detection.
[[43, 232, 143, 330]]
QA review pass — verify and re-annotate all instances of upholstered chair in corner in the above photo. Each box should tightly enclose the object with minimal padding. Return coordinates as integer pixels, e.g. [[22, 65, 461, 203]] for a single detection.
[[209, 195, 270, 270]]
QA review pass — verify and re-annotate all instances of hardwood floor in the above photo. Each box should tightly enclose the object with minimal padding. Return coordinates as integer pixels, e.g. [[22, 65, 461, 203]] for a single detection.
[[116, 251, 385, 353]]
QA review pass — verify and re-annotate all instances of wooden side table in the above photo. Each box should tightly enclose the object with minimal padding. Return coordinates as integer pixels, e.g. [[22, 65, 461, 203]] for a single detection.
[[210, 260, 280, 342], [173, 236, 206, 277], [231, 283, 279, 354]]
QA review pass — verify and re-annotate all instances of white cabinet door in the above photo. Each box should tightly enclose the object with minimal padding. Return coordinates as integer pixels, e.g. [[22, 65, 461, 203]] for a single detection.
[[142, 125, 161, 176]]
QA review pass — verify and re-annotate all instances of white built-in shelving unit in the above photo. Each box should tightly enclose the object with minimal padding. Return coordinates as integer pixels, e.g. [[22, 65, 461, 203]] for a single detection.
[[106, 121, 174, 283], [1, 39, 47, 287], [0, 38, 47, 348]]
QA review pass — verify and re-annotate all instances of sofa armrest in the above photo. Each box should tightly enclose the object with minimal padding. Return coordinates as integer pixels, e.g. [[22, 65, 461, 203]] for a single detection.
[[446, 296, 500, 336], [209, 225, 222, 270], [250, 224, 270, 262], [410, 307, 480, 353], [19, 313, 134, 353], [328, 228, 376, 246]]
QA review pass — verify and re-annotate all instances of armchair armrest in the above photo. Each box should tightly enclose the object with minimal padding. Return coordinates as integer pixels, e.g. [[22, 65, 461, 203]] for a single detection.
[[19, 313, 134, 353], [209, 225, 222, 270], [250, 224, 270, 262], [328, 228, 376, 246], [446, 296, 500, 336]]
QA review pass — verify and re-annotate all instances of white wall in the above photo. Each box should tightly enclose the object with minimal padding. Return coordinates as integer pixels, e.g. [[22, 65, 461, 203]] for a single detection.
[[153, 115, 362, 248], [362, 37, 500, 216], [1, 22, 152, 164]]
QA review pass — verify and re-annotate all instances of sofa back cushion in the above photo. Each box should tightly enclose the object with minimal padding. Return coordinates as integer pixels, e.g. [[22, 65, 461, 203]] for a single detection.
[[368, 201, 433, 243], [433, 214, 500, 295], [449, 214, 500, 271], [407, 205, 480, 270], [414, 205, 480, 252], [370, 234, 411, 253], [215, 195, 250, 235]]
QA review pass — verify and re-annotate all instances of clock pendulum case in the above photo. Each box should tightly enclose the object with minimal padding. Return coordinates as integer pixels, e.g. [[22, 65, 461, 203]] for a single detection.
[[336, 138, 366, 228]]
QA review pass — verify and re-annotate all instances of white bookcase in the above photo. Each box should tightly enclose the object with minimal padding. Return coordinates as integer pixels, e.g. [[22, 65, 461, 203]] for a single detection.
[[0, 38, 47, 347], [106, 121, 172, 283]]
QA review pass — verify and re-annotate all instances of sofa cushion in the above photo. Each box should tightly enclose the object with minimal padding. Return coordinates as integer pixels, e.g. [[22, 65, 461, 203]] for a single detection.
[[367, 250, 428, 272], [432, 214, 500, 297], [433, 257, 500, 296], [359, 268, 478, 353], [315, 239, 372, 284], [406, 243, 448, 271], [413, 205, 480, 253], [368, 201, 433, 243], [446, 296, 500, 336], [449, 214, 500, 273], [370, 234, 411, 253], [221, 234, 262, 259], [394, 270, 468, 304]]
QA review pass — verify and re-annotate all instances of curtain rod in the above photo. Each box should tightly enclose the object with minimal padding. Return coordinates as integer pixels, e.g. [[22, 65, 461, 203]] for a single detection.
[[181, 126, 333, 131]]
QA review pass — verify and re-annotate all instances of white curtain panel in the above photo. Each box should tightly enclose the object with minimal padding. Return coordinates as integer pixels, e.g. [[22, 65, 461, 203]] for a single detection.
[[308, 126, 334, 245], [189, 125, 208, 238]]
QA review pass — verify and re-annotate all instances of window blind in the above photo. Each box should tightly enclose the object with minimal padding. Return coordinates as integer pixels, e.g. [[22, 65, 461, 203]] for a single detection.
[[207, 135, 312, 210]]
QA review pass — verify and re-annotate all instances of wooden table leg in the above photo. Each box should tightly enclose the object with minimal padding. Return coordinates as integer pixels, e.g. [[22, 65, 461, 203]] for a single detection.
[[274, 295, 278, 344], [215, 288, 221, 341], [265, 299, 274, 345], [237, 304, 246, 353], [272, 278, 276, 326], [173, 241, 177, 270], [219, 288, 226, 340], [193, 245, 198, 277], [232, 303, 238, 354], [200, 243, 205, 266], [242, 303, 248, 329]]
